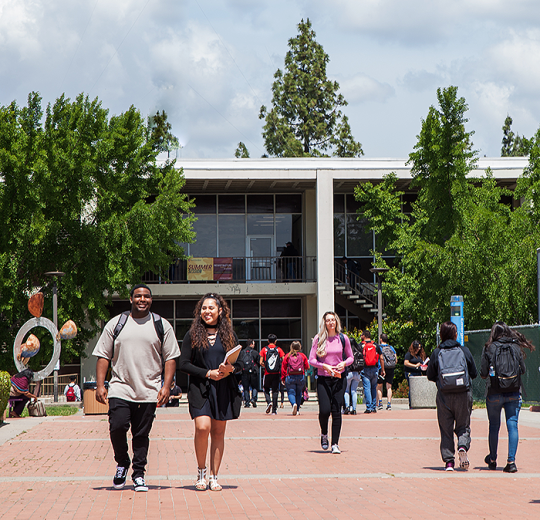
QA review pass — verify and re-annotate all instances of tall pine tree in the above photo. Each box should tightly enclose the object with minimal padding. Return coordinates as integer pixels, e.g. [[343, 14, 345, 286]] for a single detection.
[[259, 19, 362, 158]]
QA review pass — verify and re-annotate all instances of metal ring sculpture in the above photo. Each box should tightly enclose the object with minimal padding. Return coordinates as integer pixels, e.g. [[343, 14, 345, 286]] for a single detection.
[[13, 317, 61, 381]]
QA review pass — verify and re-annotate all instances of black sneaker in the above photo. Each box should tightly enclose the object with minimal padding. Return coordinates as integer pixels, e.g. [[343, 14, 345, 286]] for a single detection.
[[484, 454, 496, 470], [265, 403, 272, 414], [133, 476, 148, 492], [244, 403, 251, 408], [113, 466, 129, 489], [251, 400, 257, 408], [364, 409, 371, 414], [321, 434, 329, 450], [503, 462, 518, 473]]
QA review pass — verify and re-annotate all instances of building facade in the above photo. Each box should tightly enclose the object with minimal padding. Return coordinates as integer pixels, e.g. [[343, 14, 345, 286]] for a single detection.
[[81, 157, 527, 387]]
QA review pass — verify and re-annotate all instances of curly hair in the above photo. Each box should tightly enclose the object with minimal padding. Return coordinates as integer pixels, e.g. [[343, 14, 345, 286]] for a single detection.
[[408, 340, 426, 361], [188, 293, 236, 352]]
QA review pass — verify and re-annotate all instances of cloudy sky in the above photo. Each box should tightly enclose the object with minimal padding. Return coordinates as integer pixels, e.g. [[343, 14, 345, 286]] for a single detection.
[[1, 0, 540, 159]]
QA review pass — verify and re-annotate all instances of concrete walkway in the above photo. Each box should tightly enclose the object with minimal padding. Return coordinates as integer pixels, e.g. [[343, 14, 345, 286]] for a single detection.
[[1, 400, 540, 519]]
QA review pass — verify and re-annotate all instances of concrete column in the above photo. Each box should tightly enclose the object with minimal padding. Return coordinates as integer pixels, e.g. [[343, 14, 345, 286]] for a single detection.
[[316, 170, 334, 323]]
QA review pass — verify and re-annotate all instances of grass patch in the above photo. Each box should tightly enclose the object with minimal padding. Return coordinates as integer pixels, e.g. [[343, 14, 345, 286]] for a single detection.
[[16, 405, 80, 417]]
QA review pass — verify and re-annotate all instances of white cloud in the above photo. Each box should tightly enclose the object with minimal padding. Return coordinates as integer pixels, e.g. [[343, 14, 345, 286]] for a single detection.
[[339, 74, 394, 104]]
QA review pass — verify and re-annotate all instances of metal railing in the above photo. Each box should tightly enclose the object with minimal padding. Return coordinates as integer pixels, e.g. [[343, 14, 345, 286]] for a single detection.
[[39, 373, 78, 397], [334, 261, 380, 309], [143, 256, 317, 284]]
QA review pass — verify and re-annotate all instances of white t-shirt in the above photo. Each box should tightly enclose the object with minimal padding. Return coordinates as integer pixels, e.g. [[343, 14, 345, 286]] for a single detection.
[[92, 313, 180, 402]]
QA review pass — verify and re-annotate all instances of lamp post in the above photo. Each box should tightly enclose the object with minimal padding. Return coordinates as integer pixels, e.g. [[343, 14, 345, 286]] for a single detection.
[[45, 271, 65, 402], [370, 267, 389, 342]]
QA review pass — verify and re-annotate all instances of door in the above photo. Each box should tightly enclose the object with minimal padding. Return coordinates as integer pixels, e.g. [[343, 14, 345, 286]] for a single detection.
[[247, 236, 273, 281]]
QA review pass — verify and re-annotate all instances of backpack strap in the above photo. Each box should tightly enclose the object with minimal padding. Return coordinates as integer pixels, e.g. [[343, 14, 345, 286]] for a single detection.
[[111, 311, 164, 359], [111, 311, 130, 359]]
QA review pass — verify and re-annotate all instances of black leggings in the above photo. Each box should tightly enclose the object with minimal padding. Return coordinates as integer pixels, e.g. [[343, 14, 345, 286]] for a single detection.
[[317, 376, 345, 446]]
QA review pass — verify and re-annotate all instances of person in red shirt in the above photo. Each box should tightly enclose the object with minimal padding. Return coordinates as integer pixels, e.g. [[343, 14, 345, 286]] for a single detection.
[[259, 334, 285, 415]]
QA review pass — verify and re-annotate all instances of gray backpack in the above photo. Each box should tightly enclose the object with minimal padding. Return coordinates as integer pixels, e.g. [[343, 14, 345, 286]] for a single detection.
[[437, 346, 469, 393]]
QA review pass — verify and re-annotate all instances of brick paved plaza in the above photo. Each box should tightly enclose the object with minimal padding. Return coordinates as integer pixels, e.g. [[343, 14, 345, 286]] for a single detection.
[[1, 401, 539, 519]]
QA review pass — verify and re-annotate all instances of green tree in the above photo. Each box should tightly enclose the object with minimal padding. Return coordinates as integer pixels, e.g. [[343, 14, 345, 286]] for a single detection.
[[355, 87, 537, 350], [501, 115, 532, 157], [0, 92, 195, 372], [259, 18, 363, 158], [148, 110, 180, 158], [234, 142, 250, 158]]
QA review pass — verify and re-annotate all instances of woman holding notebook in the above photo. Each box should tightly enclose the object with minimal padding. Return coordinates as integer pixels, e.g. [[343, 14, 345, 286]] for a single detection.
[[179, 293, 243, 491]]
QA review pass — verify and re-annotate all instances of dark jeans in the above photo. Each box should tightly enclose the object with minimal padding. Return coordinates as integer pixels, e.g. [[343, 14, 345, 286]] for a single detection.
[[108, 398, 157, 479], [317, 375, 345, 446], [486, 392, 521, 463], [263, 373, 280, 413], [242, 371, 258, 404], [436, 390, 472, 463]]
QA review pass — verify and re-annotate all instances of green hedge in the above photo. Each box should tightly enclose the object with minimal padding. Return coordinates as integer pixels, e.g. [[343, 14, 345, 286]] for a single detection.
[[0, 371, 11, 422]]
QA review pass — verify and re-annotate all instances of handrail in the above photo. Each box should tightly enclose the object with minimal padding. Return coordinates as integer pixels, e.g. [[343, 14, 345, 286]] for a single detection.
[[334, 261, 379, 308], [143, 256, 317, 284]]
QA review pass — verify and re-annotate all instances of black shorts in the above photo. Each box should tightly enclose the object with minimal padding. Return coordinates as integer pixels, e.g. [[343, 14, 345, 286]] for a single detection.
[[378, 368, 395, 385]]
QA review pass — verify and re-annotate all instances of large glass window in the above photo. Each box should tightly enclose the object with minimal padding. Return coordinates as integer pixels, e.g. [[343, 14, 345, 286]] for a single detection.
[[218, 215, 245, 257], [334, 214, 345, 257], [247, 214, 274, 235], [346, 214, 372, 256], [191, 215, 217, 257], [247, 195, 273, 213], [219, 194, 245, 213]]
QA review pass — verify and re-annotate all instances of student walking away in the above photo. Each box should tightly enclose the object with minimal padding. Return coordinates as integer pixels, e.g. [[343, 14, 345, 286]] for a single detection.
[[404, 340, 428, 408], [240, 339, 259, 408], [179, 293, 243, 492], [309, 311, 353, 454], [281, 341, 309, 416], [344, 336, 363, 415], [260, 334, 285, 415], [165, 379, 182, 407], [481, 321, 534, 473], [93, 284, 180, 492], [377, 334, 397, 410], [64, 376, 81, 402], [9, 369, 38, 418], [426, 321, 478, 472], [360, 331, 384, 414]]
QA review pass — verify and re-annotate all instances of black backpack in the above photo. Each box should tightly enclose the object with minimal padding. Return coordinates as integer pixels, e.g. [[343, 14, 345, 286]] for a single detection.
[[437, 345, 469, 393], [264, 345, 282, 374], [349, 338, 364, 372], [241, 347, 258, 373], [493, 341, 521, 392]]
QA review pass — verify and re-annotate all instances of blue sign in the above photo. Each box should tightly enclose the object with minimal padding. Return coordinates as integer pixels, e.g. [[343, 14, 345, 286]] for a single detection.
[[450, 295, 464, 345]]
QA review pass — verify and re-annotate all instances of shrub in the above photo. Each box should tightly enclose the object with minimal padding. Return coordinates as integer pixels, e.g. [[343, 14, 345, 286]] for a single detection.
[[393, 379, 409, 398], [0, 371, 11, 422]]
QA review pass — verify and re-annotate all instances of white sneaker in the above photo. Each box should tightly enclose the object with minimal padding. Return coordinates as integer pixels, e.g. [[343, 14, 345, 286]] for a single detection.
[[133, 477, 148, 492], [458, 448, 469, 470], [331, 444, 341, 454], [292, 403, 297, 416]]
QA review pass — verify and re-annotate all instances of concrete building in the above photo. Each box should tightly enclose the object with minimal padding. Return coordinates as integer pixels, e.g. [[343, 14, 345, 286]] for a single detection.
[[80, 157, 528, 387]]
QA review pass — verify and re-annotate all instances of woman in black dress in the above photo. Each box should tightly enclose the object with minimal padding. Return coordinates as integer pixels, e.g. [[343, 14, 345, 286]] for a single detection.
[[178, 293, 242, 491]]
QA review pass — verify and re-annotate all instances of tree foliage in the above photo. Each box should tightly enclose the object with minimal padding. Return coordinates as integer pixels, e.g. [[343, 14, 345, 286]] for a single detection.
[[234, 142, 250, 158], [501, 115, 532, 157], [148, 110, 180, 158], [259, 18, 363, 158], [0, 92, 195, 372], [355, 86, 538, 350]]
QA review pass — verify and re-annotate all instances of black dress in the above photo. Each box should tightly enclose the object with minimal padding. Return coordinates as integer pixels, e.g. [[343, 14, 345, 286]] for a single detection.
[[179, 330, 242, 421]]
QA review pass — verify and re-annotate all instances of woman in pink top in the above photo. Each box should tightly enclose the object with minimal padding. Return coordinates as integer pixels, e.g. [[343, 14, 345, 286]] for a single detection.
[[309, 311, 353, 454]]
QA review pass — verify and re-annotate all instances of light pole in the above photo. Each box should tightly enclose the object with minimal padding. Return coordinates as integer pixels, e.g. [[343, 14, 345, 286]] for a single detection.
[[45, 271, 65, 402], [370, 267, 389, 342]]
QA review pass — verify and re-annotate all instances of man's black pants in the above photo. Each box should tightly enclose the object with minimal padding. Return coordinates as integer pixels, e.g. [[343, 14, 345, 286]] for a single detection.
[[263, 373, 280, 413], [108, 398, 157, 479]]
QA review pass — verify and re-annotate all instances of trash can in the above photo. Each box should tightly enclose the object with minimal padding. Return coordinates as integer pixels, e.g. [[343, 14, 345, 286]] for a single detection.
[[83, 381, 109, 415], [409, 376, 437, 409]]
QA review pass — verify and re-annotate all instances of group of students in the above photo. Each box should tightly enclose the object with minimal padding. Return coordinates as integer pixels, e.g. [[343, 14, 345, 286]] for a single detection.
[[426, 320, 534, 472]]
